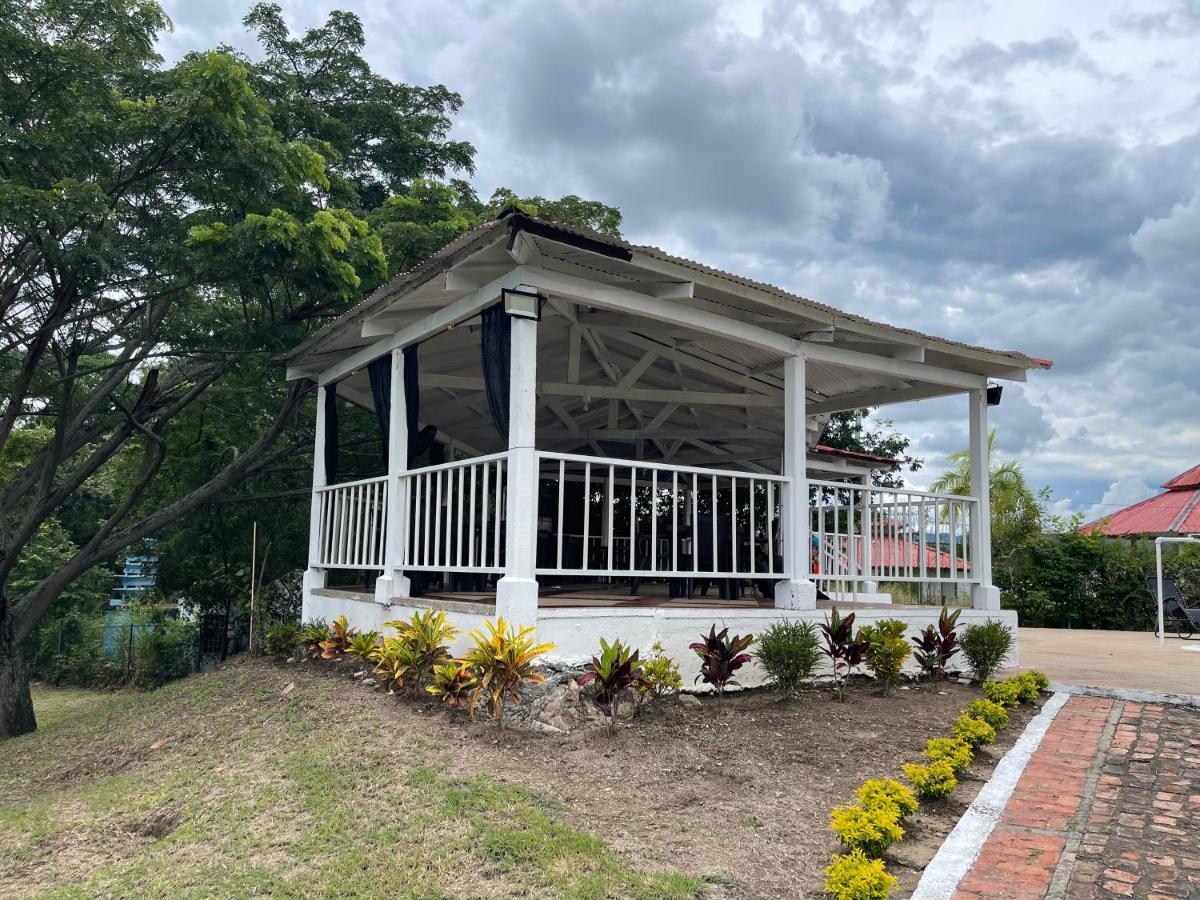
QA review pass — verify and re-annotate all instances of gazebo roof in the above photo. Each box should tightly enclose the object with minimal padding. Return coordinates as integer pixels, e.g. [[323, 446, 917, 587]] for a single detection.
[[1080, 464, 1200, 537]]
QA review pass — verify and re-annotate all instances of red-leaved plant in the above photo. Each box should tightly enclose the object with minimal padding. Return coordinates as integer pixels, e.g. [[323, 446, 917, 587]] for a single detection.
[[911, 606, 961, 680], [820, 606, 868, 702], [689, 625, 754, 702], [578, 637, 646, 728]]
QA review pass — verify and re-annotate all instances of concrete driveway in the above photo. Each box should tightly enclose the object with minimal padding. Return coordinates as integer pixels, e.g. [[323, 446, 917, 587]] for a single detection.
[[1011, 628, 1200, 698]]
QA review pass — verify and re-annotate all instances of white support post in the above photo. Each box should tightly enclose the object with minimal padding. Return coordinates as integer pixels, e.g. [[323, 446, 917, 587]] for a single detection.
[[496, 314, 540, 625], [775, 351, 817, 609], [859, 473, 879, 596], [375, 348, 411, 604], [968, 388, 1000, 610], [303, 384, 329, 608]]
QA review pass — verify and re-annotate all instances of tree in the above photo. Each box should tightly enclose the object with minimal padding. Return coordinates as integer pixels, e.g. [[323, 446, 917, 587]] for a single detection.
[[819, 410, 922, 487], [929, 429, 1046, 556]]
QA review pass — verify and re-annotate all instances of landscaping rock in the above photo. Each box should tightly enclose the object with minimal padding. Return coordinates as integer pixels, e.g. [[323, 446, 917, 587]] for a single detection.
[[677, 693, 702, 707]]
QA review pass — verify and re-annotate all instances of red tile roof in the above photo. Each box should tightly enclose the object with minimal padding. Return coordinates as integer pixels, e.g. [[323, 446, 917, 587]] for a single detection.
[[1079, 463, 1200, 537]]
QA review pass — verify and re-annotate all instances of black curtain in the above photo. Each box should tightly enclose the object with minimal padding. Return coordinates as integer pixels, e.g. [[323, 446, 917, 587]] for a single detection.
[[366, 355, 390, 468], [480, 302, 511, 442], [323, 384, 339, 484], [403, 344, 438, 465]]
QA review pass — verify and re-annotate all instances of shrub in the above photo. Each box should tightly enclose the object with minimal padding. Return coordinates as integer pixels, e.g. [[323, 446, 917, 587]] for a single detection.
[[265, 622, 302, 657], [1011, 672, 1042, 702], [131, 619, 198, 689], [757, 620, 821, 697], [638, 641, 683, 699], [959, 619, 1013, 683], [911, 607, 961, 680], [855, 779, 918, 819], [982, 679, 1022, 709], [462, 617, 555, 726], [952, 715, 997, 748], [578, 637, 645, 726], [1021, 670, 1050, 694], [857, 619, 910, 696], [821, 607, 869, 702], [386, 609, 458, 682], [427, 661, 478, 714], [346, 631, 381, 663], [924, 737, 972, 774], [824, 849, 897, 900], [299, 620, 331, 658], [964, 698, 1009, 730], [689, 625, 754, 699], [371, 636, 422, 691], [902, 760, 957, 800], [830, 803, 903, 857]]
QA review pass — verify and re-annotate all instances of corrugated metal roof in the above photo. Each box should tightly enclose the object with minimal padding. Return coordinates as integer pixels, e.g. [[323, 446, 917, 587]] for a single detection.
[[1079, 465, 1200, 537], [284, 208, 1053, 374]]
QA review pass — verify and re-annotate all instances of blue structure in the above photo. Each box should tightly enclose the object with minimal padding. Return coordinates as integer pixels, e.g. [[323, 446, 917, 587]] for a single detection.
[[108, 551, 157, 608]]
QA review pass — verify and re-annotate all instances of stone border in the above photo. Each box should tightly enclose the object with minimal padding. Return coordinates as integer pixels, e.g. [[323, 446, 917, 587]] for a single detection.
[[1047, 681, 1200, 709], [910, 690, 1071, 900]]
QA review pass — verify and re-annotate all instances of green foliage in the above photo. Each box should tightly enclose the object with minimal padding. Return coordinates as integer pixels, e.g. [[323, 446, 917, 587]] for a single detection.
[[1011, 672, 1044, 702], [952, 715, 997, 748], [461, 618, 555, 725], [346, 632, 381, 663], [385, 609, 458, 678], [923, 738, 973, 775], [131, 618, 199, 689], [819, 411, 922, 489], [299, 620, 331, 658], [578, 638, 645, 723], [370, 636, 422, 692], [911, 607, 961, 680], [264, 622, 302, 657], [689, 626, 754, 698], [857, 619, 911, 695], [964, 698, 1009, 730], [318, 615, 356, 660], [901, 761, 958, 801], [830, 803, 904, 857], [426, 662, 478, 711], [959, 620, 1013, 683], [982, 679, 1023, 709], [855, 779, 919, 819], [757, 620, 821, 696], [821, 607, 869, 702], [638, 641, 683, 699], [824, 849, 897, 900]]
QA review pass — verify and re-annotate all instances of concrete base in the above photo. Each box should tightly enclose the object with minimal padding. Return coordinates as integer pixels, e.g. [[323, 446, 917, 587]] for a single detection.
[[774, 579, 818, 610], [495, 576, 540, 625], [373, 572, 411, 605], [971, 584, 1002, 611], [826, 590, 893, 605]]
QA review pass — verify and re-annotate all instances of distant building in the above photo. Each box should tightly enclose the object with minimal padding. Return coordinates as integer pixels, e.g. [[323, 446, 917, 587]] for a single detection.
[[109, 551, 157, 608], [1080, 465, 1200, 538]]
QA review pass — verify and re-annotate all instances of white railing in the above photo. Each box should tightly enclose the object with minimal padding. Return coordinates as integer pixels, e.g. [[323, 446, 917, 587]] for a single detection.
[[535, 451, 790, 579], [809, 479, 978, 584], [401, 452, 508, 573], [313, 475, 389, 569]]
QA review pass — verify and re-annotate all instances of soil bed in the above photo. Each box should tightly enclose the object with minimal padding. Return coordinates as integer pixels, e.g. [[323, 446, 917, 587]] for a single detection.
[[312, 659, 1041, 898]]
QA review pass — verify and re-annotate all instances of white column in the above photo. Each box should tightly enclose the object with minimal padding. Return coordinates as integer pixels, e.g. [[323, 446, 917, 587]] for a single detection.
[[775, 351, 817, 609], [375, 348, 411, 604], [859, 473, 879, 596], [496, 315, 540, 624], [968, 388, 1000, 610], [303, 384, 329, 610]]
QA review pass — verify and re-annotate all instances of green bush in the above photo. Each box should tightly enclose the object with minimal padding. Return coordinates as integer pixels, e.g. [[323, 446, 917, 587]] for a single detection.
[[830, 803, 903, 857], [902, 761, 957, 800], [964, 698, 1009, 730], [824, 849, 896, 900], [923, 737, 972, 774], [857, 619, 911, 695], [131, 618, 198, 689], [952, 715, 996, 748], [638, 641, 683, 699], [855, 779, 918, 818], [982, 679, 1022, 709], [757, 620, 821, 696], [1021, 670, 1050, 693], [959, 620, 1013, 683], [264, 621, 302, 657], [1011, 672, 1043, 702]]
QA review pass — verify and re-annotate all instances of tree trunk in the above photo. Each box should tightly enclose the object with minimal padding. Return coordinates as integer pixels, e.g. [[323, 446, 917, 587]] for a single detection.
[[0, 609, 37, 738]]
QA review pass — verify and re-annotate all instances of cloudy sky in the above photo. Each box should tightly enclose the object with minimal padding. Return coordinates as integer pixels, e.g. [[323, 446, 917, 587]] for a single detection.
[[158, 0, 1199, 522]]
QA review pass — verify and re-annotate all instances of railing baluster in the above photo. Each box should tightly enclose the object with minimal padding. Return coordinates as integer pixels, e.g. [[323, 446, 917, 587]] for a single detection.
[[455, 465, 465, 568], [607, 465, 615, 573], [557, 459, 565, 571], [710, 476, 717, 575], [766, 480, 774, 575], [671, 472, 678, 574], [650, 469, 658, 574]]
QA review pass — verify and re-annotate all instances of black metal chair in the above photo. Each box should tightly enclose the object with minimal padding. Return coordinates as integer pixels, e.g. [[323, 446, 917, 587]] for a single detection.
[[1146, 576, 1199, 640]]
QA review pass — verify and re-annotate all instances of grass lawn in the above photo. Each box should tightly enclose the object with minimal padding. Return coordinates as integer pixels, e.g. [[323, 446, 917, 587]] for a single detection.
[[0, 663, 704, 899]]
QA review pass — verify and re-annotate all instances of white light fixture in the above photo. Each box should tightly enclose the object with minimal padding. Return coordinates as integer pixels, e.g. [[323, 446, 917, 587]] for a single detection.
[[502, 288, 541, 320]]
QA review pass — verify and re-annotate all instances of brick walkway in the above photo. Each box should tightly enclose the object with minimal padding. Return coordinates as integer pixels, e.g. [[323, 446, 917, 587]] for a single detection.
[[954, 695, 1200, 900]]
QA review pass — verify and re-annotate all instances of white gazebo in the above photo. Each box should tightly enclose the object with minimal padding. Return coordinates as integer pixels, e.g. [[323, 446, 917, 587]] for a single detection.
[[284, 208, 1049, 667]]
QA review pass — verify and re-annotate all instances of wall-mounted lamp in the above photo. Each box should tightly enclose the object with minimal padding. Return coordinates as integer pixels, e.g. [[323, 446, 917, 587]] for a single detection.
[[986, 383, 1003, 406], [502, 287, 542, 321]]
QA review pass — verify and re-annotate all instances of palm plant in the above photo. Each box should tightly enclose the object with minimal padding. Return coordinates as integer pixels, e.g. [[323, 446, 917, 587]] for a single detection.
[[461, 617, 555, 727]]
